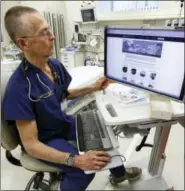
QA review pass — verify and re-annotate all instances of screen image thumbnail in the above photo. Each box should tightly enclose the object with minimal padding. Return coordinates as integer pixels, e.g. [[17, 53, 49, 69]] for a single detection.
[[122, 39, 163, 58]]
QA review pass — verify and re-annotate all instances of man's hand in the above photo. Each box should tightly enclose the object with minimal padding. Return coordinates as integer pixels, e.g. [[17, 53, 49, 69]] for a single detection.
[[73, 150, 110, 171], [67, 77, 116, 100], [92, 77, 110, 91]]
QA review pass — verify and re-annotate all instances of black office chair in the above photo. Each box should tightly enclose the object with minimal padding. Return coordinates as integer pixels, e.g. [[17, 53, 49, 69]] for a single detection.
[[135, 128, 153, 152], [135, 116, 184, 151], [114, 124, 153, 152]]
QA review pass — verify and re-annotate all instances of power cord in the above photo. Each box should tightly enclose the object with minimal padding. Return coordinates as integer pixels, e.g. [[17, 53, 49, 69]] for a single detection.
[[114, 125, 127, 139], [111, 154, 126, 163], [113, 126, 119, 140], [99, 36, 104, 41], [109, 126, 127, 163], [118, 132, 125, 139]]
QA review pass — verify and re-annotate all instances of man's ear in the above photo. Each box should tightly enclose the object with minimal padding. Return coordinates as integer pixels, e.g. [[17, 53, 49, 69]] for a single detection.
[[16, 38, 29, 51]]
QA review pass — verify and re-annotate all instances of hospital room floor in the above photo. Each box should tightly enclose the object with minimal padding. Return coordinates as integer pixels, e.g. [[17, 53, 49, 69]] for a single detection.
[[1, 123, 184, 190]]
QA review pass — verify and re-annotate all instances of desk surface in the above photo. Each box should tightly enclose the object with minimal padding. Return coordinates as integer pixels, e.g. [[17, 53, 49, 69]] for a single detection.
[[96, 91, 184, 126]]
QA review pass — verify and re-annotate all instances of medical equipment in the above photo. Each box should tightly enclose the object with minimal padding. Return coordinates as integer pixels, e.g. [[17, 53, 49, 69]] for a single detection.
[[80, 6, 97, 23], [97, 26, 184, 189], [104, 27, 185, 102], [74, 24, 79, 33], [66, 65, 184, 185], [172, 19, 179, 27], [72, 23, 87, 45], [20, 58, 66, 102], [1, 60, 21, 107], [89, 37, 98, 47], [179, 18, 184, 26], [1, 41, 23, 61], [77, 33, 87, 42], [60, 48, 85, 69], [1, 59, 21, 73], [1, 60, 21, 94], [164, 19, 172, 27], [95, 89, 184, 190]]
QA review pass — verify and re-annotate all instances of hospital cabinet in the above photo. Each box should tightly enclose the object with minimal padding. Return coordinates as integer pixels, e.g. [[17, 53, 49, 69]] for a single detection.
[[60, 49, 85, 69]]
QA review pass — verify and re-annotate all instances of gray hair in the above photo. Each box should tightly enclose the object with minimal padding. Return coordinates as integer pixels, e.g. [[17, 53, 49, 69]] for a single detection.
[[4, 6, 38, 44]]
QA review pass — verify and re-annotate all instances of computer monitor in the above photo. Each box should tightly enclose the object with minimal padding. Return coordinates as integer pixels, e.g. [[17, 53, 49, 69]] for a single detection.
[[104, 27, 185, 101], [80, 7, 96, 22]]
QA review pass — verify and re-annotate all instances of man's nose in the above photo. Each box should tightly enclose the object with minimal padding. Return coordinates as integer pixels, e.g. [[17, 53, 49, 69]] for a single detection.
[[49, 32, 56, 41]]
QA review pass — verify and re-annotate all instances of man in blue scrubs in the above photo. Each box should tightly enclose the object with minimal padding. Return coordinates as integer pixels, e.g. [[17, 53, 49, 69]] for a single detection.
[[2, 6, 141, 191]]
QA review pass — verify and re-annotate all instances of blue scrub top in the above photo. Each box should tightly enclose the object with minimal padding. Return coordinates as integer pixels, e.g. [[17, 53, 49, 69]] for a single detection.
[[2, 58, 75, 143]]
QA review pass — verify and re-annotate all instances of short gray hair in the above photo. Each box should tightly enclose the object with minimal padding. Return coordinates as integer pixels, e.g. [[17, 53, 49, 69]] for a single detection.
[[4, 6, 38, 44]]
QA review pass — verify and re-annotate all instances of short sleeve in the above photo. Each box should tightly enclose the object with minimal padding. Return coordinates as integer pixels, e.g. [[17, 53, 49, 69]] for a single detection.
[[2, 84, 35, 121]]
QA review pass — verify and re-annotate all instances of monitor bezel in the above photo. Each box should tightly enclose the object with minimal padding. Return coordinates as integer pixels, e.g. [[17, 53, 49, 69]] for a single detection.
[[104, 27, 185, 102], [81, 8, 96, 22]]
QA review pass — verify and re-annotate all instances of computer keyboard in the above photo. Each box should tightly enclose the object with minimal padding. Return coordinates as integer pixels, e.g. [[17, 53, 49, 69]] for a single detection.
[[76, 110, 113, 152]]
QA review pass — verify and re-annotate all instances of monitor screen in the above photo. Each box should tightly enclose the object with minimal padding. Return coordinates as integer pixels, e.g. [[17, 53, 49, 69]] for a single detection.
[[105, 27, 185, 101], [81, 8, 95, 22]]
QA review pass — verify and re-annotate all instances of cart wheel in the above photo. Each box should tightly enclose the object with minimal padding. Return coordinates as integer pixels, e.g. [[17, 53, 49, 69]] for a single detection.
[[110, 179, 118, 186], [135, 145, 141, 152]]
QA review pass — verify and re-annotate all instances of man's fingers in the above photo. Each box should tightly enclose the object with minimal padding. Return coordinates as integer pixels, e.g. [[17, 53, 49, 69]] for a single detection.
[[97, 77, 107, 84], [94, 165, 101, 170], [96, 156, 110, 162], [101, 83, 109, 90], [107, 79, 116, 84], [94, 161, 107, 168], [95, 151, 109, 157]]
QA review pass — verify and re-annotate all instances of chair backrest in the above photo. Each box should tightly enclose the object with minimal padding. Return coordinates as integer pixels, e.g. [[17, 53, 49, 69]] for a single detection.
[[1, 62, 20, 151]]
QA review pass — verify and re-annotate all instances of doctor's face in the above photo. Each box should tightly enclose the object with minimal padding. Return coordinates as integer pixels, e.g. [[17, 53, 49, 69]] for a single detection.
[[20, 13, 56, 57]]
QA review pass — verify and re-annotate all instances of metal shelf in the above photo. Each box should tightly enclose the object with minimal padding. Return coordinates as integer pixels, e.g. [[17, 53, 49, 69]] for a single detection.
[[74, 21, 99, 24]]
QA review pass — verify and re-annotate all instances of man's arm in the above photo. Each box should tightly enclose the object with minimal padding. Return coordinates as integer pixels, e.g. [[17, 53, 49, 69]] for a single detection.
[[16, 120, 70, 164], [67, 85, 95, 100], [67, 77, 110, 100], [16, 120, 110, 170]]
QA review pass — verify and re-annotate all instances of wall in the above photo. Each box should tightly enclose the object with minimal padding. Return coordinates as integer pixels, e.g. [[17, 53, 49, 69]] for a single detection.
[[97, 1, 184, 21], [64, 1, 82, 45], [64, 1, 184, 61], [1, 1, 184, 58], [1, 1, 67, 46], [1, 1, 21, 45], [22, 1, 66, 13]]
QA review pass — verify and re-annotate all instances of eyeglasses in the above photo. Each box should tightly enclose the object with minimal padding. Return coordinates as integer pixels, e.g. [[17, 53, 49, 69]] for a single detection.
[[19, 27, 54, 39]]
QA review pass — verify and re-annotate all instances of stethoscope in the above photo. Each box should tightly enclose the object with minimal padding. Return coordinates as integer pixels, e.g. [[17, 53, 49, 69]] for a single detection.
[[21, 58, 63, 102]]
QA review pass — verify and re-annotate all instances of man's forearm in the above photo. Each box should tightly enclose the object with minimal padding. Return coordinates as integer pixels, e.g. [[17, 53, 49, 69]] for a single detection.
[[26, 141, 70, 165], [67, 85, 95, 100]]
